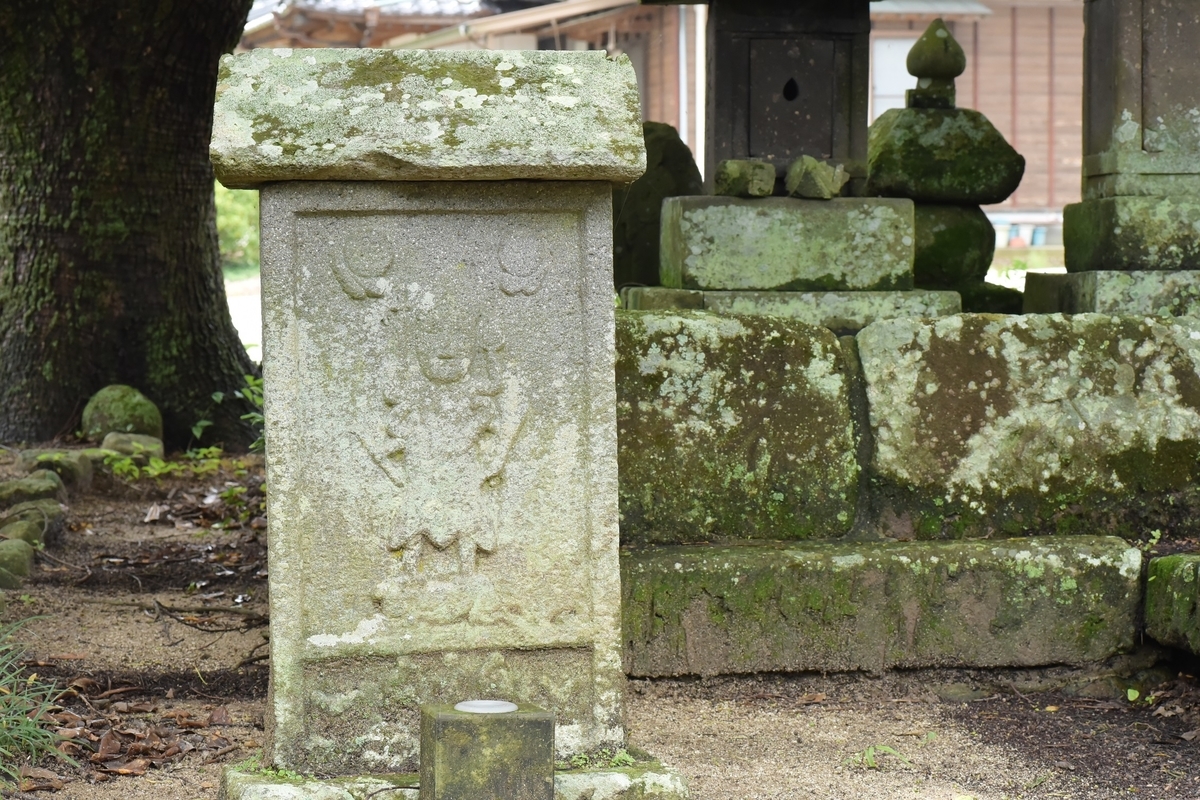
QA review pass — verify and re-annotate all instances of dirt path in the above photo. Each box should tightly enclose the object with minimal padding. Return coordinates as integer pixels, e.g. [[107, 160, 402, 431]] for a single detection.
[[3, 450, 1199, 799]]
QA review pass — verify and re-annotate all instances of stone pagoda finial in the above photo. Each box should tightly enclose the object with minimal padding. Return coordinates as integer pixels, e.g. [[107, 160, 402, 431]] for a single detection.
[[905, 18, 966, 109]]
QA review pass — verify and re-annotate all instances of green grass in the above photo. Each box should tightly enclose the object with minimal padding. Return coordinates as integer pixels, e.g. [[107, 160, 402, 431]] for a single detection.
[[0, 620, 73, 784], [216, 181, 259, 281]]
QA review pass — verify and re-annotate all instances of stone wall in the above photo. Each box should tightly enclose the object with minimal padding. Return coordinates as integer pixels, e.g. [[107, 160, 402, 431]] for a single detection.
[[618, 310, 1200, 544]]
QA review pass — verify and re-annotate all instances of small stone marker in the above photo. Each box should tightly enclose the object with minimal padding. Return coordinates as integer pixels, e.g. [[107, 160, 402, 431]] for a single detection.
[[211, 47, 645, 781], [420, 701, 554, 800], [905, 18, 965, 109], [713, 159, 776, 198]]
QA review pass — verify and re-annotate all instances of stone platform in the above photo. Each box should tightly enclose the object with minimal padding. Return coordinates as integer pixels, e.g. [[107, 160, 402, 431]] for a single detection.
[[222, 764, 688, 800], [1024, 270, 1200, 316], [621, 286, 959, 334], [622, 536, 1141, 677]]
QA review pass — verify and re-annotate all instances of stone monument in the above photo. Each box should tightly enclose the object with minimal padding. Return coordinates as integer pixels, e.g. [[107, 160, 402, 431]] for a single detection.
[[211, 48, 685, 798], [1030, 0, 1200, 315]]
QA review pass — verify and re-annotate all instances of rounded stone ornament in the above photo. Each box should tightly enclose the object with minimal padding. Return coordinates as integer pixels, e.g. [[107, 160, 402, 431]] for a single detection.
[[454, 700, 519, 714], [907, 18, 966, 80]]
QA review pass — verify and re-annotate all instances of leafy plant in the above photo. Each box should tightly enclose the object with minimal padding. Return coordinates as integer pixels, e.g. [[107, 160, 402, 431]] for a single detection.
[[235, 375, 265, 452], [844, 743, 912, 770], [0, 621, 74, 784]]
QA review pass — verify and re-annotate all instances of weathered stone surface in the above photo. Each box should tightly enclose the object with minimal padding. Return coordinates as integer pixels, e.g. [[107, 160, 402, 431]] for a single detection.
[[619, 287, 704, 311], [612, 122, 702, 289], [615, 311, 857, 544], [0, 566, 19, 591], [867, 109, 1025, 205], [261, 181, 623, 773], [212, 49, 645, 187], [5, 500, 66, 546], [18, 449, 93, 493], [700, 290, 960, 335], [622, 536, 1141, 677], [1025, 270, 1200, 316], [1145, 554, 1200, 655], [784, 156, 845, 200], [220, 765, 688, 800], [0, 470, 66, 507], [713, 159, 775, 198], [957, 282, 1023, 315], [660, 197, 915, 292], [1065, 196, 1200, 272], [0, 538, 35, 578], [1, 520, 44, 548], [100, 433, 165, 462], [858, 314, 1200, 538], [81, 384, 163, 441], [912, 204, 994, 288], [420, 703, 553, 800]]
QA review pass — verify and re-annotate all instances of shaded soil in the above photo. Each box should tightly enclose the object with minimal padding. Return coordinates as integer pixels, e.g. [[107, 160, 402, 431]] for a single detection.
[[2, 446, 1199, 799]]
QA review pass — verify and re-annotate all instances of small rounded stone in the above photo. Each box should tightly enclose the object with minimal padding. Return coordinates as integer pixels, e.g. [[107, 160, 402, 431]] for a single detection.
[[907, 18, 967, 80]]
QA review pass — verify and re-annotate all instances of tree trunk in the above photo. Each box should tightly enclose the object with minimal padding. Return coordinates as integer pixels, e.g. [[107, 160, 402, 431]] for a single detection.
[[0, 0, 256, 448]]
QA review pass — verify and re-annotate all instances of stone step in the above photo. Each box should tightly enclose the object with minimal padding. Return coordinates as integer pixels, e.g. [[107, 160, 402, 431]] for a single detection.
[[621, 286, 960, 335], [1145, 554, 1200, 657], [622, 536, 1142, 677], [1024, 270, 1200, 316]]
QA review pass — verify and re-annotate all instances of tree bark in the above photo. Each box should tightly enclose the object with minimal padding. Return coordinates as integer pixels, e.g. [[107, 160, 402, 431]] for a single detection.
[[0, 0, 256, 448]]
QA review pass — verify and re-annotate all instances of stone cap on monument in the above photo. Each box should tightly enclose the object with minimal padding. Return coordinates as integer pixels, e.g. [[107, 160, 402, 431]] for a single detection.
[[210, 49, 646, 188]]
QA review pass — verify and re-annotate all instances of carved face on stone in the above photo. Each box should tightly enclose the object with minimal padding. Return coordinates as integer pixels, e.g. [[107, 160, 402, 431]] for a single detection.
[[413, 307, 474, 385]]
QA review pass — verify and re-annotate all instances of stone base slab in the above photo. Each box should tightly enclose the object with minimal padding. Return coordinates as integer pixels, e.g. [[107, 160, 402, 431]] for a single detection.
[[221, 763, 688, 800], [1064, 196, 1200, 272], [622, 536, 1141, 677], [659, 196, 915, 292], [1024, 270, 1200, 316], [621, 287, 959, 334], [1145, 554, 1200, 656]]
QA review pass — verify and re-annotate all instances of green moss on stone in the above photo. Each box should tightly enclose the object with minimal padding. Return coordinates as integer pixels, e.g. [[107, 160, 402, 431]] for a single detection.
[[1065, 197, 1200, 272], [912, 204, 994, 288], [616, 311, 857, 545], [81, 384, 163, 441], [867, 108, 1025, 205], [1145, 554, 1200, 655]]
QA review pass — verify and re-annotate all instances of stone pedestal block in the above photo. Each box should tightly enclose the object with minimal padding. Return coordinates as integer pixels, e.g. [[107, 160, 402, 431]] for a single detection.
[[621, 286, 959, 335], [420, 704, 553, 800], [1064, 196, 1200, 272], [858, 313, 1200, 539], [1024, 270, 1200, 316], [660, 196, 914, 292], [623, 536, 1141, 676], [211, 48, 643, 781], [912, 204, 994, 288], [616, 311, 857, 544]]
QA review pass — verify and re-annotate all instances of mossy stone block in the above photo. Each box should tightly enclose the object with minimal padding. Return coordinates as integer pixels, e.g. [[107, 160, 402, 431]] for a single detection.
[[613, 122, 703, 288], [1064, 196, 1200, 272], [867, 108, 1025, 205], [1024, 270, 1200, 317], [0, 539, 35, 578], [616, 311, 857, 544], [713, 159, 775, 198], [419, 703, 553, 800], [100, 432, 165, 462], [912, 204, 994, 288], [784, 155, 845, 200], [660, 196, 915, 292], [17, 449, 93, 493], [1145, 554, 1200, 655], [622, 536, 1141, 677], [0, 470, 66, 508], [619, 287, 704, 311], [700, 289, 960, 335], [957, 281, 1023, 314], [0, 566, 20, 591], [858, 313, 1200, 539], [1, 520, 44, 548], [212, 49, 645, 187], [5, 500, 66, 547], [81, 384, 163, 441]]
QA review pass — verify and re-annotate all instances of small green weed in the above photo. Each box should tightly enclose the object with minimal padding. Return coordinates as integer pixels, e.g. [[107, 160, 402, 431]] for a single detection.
[[844, 743, 912, 770], [0, 620, 75, 785]]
